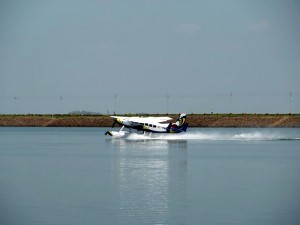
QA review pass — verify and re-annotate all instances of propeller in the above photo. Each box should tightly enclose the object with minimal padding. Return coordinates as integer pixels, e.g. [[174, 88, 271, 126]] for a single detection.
[[112, 120, 116, 128]]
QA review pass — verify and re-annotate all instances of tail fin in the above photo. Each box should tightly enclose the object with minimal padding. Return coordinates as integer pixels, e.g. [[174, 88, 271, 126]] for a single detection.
[[167, 113, 188, 133], [176, 113, 187, 126]]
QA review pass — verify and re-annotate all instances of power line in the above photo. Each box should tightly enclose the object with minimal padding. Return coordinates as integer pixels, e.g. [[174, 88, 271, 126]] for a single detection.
[[1, 92, 300, 100]]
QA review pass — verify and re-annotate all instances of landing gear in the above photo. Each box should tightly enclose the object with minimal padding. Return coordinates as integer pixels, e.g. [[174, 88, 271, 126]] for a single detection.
[[105, 125, 129, 137]]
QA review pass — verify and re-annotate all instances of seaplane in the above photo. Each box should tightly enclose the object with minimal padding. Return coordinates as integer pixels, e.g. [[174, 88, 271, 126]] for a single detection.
[[105, 113, 188, 137]]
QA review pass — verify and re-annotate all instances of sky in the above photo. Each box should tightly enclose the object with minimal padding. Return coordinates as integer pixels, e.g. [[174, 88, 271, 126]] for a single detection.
[[0, 0, 299, 114]]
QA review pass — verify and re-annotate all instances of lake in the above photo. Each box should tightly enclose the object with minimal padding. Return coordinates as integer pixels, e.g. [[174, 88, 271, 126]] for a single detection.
[[0, 127, 300, 225]]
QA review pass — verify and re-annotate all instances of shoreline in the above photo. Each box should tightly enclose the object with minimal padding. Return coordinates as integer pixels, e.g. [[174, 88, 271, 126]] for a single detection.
[[0, 114, 300, 127]]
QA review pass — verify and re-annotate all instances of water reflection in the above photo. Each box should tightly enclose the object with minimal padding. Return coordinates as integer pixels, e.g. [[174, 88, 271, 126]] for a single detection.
[[108, 138, 187, 224], [107, 138, 187, 150]]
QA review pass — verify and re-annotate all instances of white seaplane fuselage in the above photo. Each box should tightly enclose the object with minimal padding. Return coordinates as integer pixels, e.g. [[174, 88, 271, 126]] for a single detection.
[[105, 114, 188, 137]]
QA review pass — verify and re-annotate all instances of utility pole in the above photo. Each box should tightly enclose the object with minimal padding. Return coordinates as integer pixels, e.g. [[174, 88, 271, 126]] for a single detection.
[[230, 92, 233, 113], [60, 96, 63, 114], [14, 97, 17, 114], [289, 92, 292, 114], [166, 94, 169, 114], [114, 94, 117, 115]]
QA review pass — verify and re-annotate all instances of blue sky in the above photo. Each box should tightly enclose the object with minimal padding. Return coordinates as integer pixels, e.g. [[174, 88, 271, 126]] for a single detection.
[[1, 0, 299, 114]]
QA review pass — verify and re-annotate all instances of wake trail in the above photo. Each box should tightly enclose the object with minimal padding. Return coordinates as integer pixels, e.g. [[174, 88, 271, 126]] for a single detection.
[[124, 130, 300, 141]]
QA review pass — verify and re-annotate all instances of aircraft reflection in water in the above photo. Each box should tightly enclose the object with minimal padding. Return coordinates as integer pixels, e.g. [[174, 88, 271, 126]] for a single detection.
[[108, 137, 188, 224], [105, 113, 188, 138]]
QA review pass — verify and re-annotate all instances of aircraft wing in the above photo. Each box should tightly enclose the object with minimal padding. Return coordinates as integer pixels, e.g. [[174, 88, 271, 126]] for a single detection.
[[110, 116, 128, 120], [141, 117, 173, 123], [110, 116, 173, 124]]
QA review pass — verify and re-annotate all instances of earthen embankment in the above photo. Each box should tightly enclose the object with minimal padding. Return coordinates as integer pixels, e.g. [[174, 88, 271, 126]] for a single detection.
[[187, 114, 300, 127], [0, 114, 300, 127]]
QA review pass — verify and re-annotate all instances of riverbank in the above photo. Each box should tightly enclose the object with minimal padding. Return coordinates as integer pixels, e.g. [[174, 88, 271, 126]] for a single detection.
[[1, 114, 300, 127]]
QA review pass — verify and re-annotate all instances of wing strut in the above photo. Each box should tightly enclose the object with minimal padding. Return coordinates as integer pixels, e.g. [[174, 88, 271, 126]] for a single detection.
[[119, 125, 124, 133]]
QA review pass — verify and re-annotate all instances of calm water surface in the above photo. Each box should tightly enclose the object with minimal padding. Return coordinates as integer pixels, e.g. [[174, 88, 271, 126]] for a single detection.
[[0, 127, 300, 225]]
